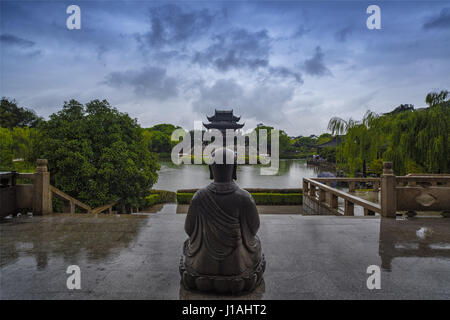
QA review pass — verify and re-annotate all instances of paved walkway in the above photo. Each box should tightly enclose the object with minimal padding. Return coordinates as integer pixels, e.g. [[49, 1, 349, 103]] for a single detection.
[[1, 205, 449, 299]]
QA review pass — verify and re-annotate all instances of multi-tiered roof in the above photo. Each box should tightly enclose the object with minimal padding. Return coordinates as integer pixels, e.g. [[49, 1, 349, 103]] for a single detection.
[[203, 110, 244, 131]]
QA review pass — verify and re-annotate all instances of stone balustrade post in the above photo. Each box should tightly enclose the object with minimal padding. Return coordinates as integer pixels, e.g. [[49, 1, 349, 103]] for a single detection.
[[344, 200, 354, 216], [309, 184, 316, 198], [303, 180, 309, 194], [381, 162, 397, 218], [318, 188, 326, 202], [33, 159, 52, 215], [329, 194, 338, 210]]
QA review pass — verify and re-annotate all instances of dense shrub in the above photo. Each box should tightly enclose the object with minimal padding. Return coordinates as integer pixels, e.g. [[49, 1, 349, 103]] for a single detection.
[[144, 194, 161, 207], [244, 188, 302, 194], [143, 189, 176, 207], [151, 189, 176, 202], [177, 193, 194, 204], [177, 189, 199, 194], [251, 193, 302, 205], [176, 192, 302, 205]]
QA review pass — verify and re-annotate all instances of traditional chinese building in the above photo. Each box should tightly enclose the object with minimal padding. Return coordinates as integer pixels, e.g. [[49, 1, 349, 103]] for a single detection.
[[203, 109, 244, 132]]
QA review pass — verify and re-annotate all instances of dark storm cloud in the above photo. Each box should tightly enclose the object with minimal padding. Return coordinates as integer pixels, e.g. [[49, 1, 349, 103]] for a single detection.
[[193, 28, 270, 71], [192, 28, 302, 83], [137, 4, 215, 47], [0, 33, 35, 48], [104, 67, 178, 100], [334, 26, 354, 42], [2, 0, 450, 135], [423, 8, 450, 30], [303, 46, 331, 77], [268, 66, 303, 84], [292, 26, 310, 38]]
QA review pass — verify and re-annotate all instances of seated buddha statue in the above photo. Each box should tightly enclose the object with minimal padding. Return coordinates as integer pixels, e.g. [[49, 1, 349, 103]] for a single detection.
[[179, 147, 265, 294]]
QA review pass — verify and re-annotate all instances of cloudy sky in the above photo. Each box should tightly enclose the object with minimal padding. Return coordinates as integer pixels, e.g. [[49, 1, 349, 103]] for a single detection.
[[1, 0, 449, 136]]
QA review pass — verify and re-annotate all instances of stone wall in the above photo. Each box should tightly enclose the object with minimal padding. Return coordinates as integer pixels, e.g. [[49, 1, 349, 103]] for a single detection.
[[16, 184, 33, 210]]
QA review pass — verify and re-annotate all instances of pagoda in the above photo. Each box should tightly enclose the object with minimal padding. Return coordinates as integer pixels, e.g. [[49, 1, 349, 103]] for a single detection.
[[203, 109, 244, 132]]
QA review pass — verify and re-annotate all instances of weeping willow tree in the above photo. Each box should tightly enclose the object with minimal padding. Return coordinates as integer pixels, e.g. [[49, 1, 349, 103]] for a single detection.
[[332, 90, 449, 176], [333, 111, 380, 175]]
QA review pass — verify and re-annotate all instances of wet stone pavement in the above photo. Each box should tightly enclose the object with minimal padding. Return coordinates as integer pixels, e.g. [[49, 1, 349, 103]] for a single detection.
[[1, 205, 449, 299]]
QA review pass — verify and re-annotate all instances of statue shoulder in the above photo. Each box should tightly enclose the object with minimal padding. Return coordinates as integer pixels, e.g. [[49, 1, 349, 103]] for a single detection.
[[234, 188, 256, 205], [191, 187, 208, 203]]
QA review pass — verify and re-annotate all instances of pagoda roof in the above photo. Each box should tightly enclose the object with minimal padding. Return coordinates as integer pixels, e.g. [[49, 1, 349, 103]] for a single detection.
[[206, 109, 241, 123], [203, 122, 245, 130], [204, 109, 244, 131]]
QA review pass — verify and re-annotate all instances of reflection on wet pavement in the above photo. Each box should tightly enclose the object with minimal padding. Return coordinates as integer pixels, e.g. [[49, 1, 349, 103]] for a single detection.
[[1, 211, 449, 299], [379, 218, 450, 272]]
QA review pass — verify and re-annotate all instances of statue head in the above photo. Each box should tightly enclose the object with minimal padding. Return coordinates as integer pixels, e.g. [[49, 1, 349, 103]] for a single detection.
[[209, 147, 237, 182]]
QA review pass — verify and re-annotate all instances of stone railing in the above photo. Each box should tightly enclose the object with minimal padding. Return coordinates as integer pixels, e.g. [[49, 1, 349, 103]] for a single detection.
[[392, 175, 449, 217], [0, 159, 118, 216], [303, 162, 450, 218], [50, 185, 91, 213], [312, 177, 380, 192], [303, 178, 381, 216]]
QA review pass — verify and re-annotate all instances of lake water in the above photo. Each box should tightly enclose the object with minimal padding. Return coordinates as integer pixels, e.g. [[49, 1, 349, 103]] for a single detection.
[[153, 159, 325, 191], [151, 159, 381, 216]]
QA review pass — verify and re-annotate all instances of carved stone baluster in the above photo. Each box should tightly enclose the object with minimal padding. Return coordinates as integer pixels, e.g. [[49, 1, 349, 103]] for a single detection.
[[303, 180, 309, 194]]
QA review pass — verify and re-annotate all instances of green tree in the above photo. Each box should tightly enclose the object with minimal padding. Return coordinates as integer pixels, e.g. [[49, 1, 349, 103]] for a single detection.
[[318, 146, 336, 163], [36, 99, 160, 210], [385, 104, 414, 115], [147, 123, 180, 136], [0, 98, 42, 128], [327, 117, 356, 136], [253, 125, 292, 156], [0, 128, 13, 170], [143, 123, 181, 154], [332, 90, 449, 176], [316, 133, 333, 145], [0, 126, 39, 171]]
